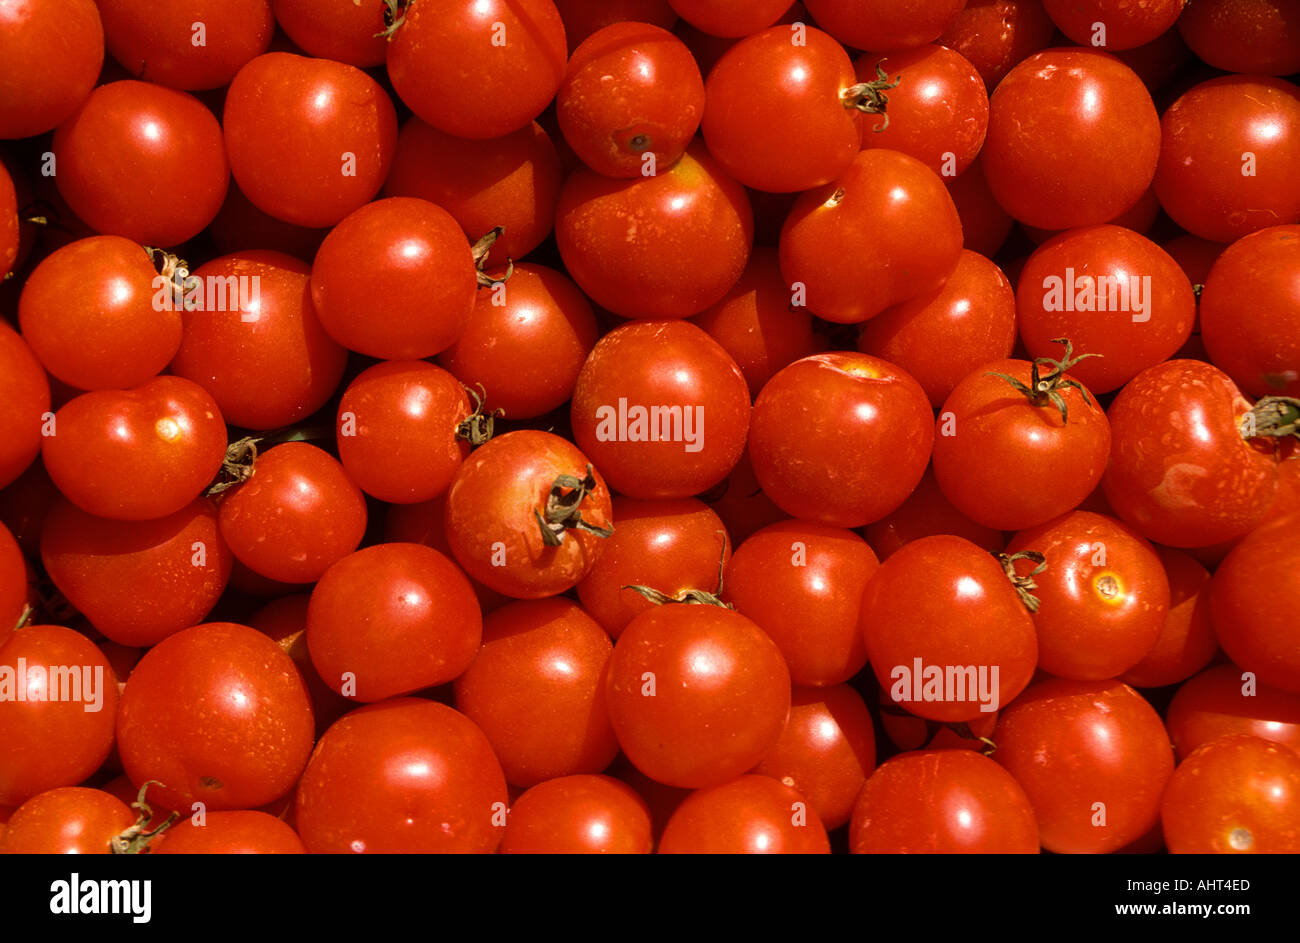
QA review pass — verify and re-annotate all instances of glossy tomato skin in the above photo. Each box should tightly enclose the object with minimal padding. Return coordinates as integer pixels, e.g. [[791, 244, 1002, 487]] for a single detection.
[[667, 0, 789, 37], [806, 0, 966, 51], [606, 605, 791, 789], [272, 0, 387, 66], [500, 775, 652, 853], [1119, 547, 1218, 689], [295, 698, 507, 853], [936, 0, 1056, 90], [0, 627, 119, 806], [41, 498, 232, 648], [863, 466, 1005, 561], [1102, 360, 1279, 548], [117, 622, 314, 813], [780, 149, 963, 323], [749, 353, 935, 528], [658, 775, 829, 854], [850, 750, 1039, 853], [42, 376, 227, 522], [0, 323, 51, 491], [1177, 0, 1300, 76], [308, 543, 482, 703], [1165, 664, 1300, 760], [0, 788, 133, 854], [557, 0, 678, 50], [994, 677, 1175, 854], [224, 52, 398, 228], [571, 320, 751, 499], [1162, 735, 1300, 854], [0, 0, 104, 139], [152, 810, 305, 854], [1042, 0, 1183, 49], [249, 594, 351, 736]]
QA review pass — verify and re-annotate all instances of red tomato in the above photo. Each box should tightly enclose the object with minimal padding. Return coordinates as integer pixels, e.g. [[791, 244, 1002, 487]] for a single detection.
[[863, 466, 1005, 561], [0, 523, 22, 638], [1166, 664, 1300, 760], [1041, 0, 1183, 49], [501, 774, 652, 853], [702, 450, 789, 546], [878, 690, 999, 752], [152, 810, 304, 854], [1110, 25, 1192, 91], [207, 181, 327, 262], [271, 0, 388, 67], [0, 324, 51, 491], [944, 155, 1014, 257], [0, 0, 104, 139], [0, 788, 134, 854], [658, 775, 829, 854], [1177, 0, 1300, 75], [0, 160, 15, 278], [936, 0, 1056, 90], [248, 594, 350, 735], [0, 462, 59, 558], [557, 0, 677, 49], [382, 494, 509, 614], [808, 0, 966, 50], [1119, 547, 1219, 689], [667, 0, 790, 37], [850, 750, 1039, 853]]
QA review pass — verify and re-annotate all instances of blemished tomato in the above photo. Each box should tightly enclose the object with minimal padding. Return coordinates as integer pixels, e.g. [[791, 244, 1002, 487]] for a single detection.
[[0, 323, 50, 491], [667, 0, 790, 37], [1177, 0, 1300, 76], [994, 677, 1175, 854], [295, 698, 508, 854], [40, 498, 232, 648], [1166, 664, 1300, 760], [0, 627, 119, 806], [556, 144, 753, 320], [859, 535, 1038, 723], [658, 775, 829, 854], [557, 0, 678, 50], [1162, 735, 1300, 854], [453, 598, 617, 787], [981, 48, 1159, 230], [936, 0, 1056, 90], [1119, 547, 1219, 689], [152, 810, 304, 854], [223, 52, 398, 228], [570, 320, 751, 499], [444, 430, 613, 599], [500, 774, 652, 854], [723, 521, 879, 687], [0, 0, 104, 139], [308, 543, 482, 703], [52, 80, 228, 247], [0, 788, 134, 854], [749, 353, 934, 527], [753, 684, 876, 831], [116, 622, 314, 813], [606, 604, 790, 789], [42, 376, 227, 522], [218, 442, 367, 585], [850, 750, 1039, 854], [271, 0, 388, 68], [864, 465, 1005, 561], [386, 0, 567, 140], [1041, 0, 1183, 50], [1199, 225, 1300, 398], [779, 149, 963, 323], [169, 251, 347, 431]]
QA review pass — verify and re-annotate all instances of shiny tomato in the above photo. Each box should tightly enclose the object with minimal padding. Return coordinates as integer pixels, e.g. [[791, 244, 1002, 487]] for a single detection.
[[271, 0, 388, 68], [0, 0, 104, 139], [1119, 547, 1219, 689], [248, 594, 351, 735], [1177, 0, 1300, 75], [936, 0, 1055, 90], [658, 775, 829, 854], [0, 324, 50, 492], [1041, 0, 1183, 49], [557, 0, 678, 50], [863, 466, 1005, 561], [1165, 664, 1300, 760], [667, 0, 789, 37], [0, 788, 134, 854], [808, 0, 967, 50], [152, 810, 304, 854], [383, 494, 509, 613], [500, 774, 652, 854]]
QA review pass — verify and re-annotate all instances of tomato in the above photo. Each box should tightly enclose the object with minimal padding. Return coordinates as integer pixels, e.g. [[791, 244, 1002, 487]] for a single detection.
[[606, 604, 790, 789], [945, 155, 1015, 258], [658, 775, 829, 854], [1200, 225, 1300, 398], [556, 144, 753, 319], [878, 690, 998, 752], [810, 0, 967, 50], [248, 594, 350, 735], [218, 442, 367, 585], [386, 0, 567, 140], [723, 521, 878, 686], [1167, 664, 1300, 762], [850, 750, 1039, 853], [207, 182, 327, 262], [0, 322, 51, 491], [933, 349, 1111, 531], [1110, 25, 1192, 91], [864, 466, 1005, 561], [501, 774, 652, 853], [1016, 225, 1196, 394], [295, 698, 507, 853], [557, 0, 678, 49], [445, 430, 613, 599], [1162, 734, 1300, 854], [780, 149, 962, 323], [383, 494, 510, 613], [858, 249, 1016, 407], [0, 626, 119, 806], [0, 522, 22, 638], [1102, 360, 1281, 547], [0, 788, 134, 854], [272, 0, 388, 68], [1154, 76, 1300, 243], [753, 684, 876, 831], [152, 810, 304, 854], [224, 52, 398, 228], [454, 598, 617, 787], [1119, 547, 1219, 689], [437, 264, 598, 421], [40, 498, 231, 648], [936, 0, 1056, 90], [384, 118, 562, 261], [982, 49, 1159, 230], [667, 0, 790, 37], [1177, 0, 1300, 75], [570, 320, 751, 499], [117, 622, 314, 812], [0, 0, 104, 139], [1041, 0, 1183, 50], [42, 376, 227, 522]]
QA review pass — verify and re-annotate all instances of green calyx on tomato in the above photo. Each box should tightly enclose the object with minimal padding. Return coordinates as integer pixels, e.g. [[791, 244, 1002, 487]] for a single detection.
[[841, 60, 902, 133], [995, 549, 1047, 614], [986, 337, 1100, 423], [110, 781, 179, 855], [624, 531, 731, 608], [535, 465, 615, 547], [1242, 396, 1300, 441]]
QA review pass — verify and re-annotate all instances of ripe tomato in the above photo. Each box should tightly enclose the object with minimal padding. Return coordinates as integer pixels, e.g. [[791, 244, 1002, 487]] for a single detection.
[[850, 750, 1039, 853], [936, 0, 1056, 90], [271, 0, 388, 68], [808, 0, 967, 50], [1166, 664, 1300, 760], [295, 698, 507, 854], [0, 788, 134, 854], [658, 775, 829, 854], [667, 0, 790, 37], [0, 160, 15, 278], [0, 0, 104, 139], [556, 0, 678, 50], [117, 622, 314, 812], [383, 495, 510, 614], [1119, 547, 1219, 689], [152, 810, 304, 854], [1177, 0, 1300, 75], [500, 774, 652, 854], [42, 376, 227, 522], [223, 52, 398, 228], [864, 466, 1005, 560], [0, 522, 22, 638], [207, 182, 328, 261], [0, 323, 51, 491], [248, 594, 351, 735], [1041, 0, 1183, 50], [944, 154, 1014, 258]]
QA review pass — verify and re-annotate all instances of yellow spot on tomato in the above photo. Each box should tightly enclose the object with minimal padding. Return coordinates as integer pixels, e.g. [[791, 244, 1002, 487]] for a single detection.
[[155, 417, 182, 442]]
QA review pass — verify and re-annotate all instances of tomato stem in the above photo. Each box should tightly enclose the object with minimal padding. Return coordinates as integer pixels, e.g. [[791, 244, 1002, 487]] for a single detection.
[[472, 226, 513, 288], [1242, 396, 1300, 442], [455, 384, 502, 448], [986, 337, 1100, 424], [205, 425, 334, 495], [376, 0, 410, 40], [623, 531, 731, 607], [841, 60, 901, 132], [142, 245, 197, 311], [995, 549, 1047, 614], [534, 465, 614, 546], [110, 781, 179, 854]]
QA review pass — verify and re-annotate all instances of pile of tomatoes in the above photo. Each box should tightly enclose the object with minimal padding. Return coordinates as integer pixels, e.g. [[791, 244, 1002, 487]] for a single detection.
[[1, 0, 1298, 856]]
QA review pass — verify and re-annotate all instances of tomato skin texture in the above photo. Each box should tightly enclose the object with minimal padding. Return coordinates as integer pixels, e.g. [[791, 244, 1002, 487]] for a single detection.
[[117, 622, 314, 813], [556, 145, 753, 320], [994, 677, 1174, 854], [805, 0, 967, 51], [780, 149, 963, 323], [0, 523, 22, 637], [1166, 664, 1300, 760], [272, 0, 388, 68], [0, 0, 104, 139], [308, 543, 482, 703], [850, 750, 1039, 853], [1177, 0, 1300, 76], [0, 788, 134, 854], [218, 442, 367, 585], [667, 0, 790, 37], [0, 323, 51, 491], [295, 698, 507, 854], [1102, 360, 1279, 548], [249, 594, 351, 736], [170, 251, 347, 431], [1162, 735, 1300, 854], [224, 52, 398, 228], [42, 376, 227, 522], [658, 775, 829, 854], [386, 0, 567, 140], [1119, 547, 1218, 690], [0, 627, 120, 806], [501, 774, 652, 853], [1199, 225, 1300, 398], [936, 0, 1056, 90], [606, 605, 791, 789], [944, 156, 1014, 258], [152, 810, 305, 854], [557, 0, 679, 50], [40, 498, 232, 648], [864, 466, 1005, 561], [454, 598, 617, 787], [982, 48, 1159, 230], [571, 320, 751, 499], [1042, 0, 1183, 50]]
